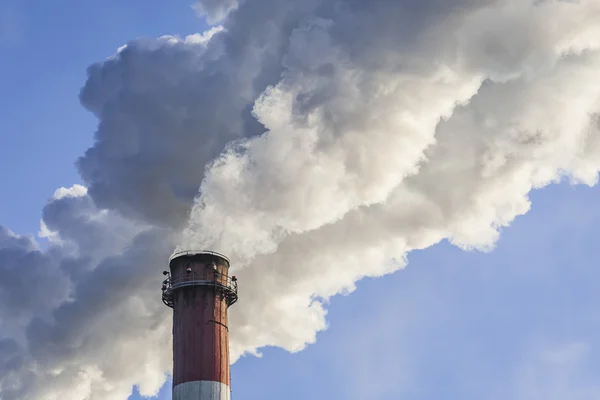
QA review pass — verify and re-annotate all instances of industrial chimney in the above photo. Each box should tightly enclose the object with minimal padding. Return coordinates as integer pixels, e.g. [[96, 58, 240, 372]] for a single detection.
[[162, 250, 238, 400]]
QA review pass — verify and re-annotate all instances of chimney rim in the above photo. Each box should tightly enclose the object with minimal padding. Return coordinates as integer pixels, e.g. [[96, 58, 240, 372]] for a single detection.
[[169, 249, 230, 264]]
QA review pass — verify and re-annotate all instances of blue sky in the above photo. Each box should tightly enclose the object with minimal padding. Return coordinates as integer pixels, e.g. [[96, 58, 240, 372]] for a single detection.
[[2, 1, 599, 399]]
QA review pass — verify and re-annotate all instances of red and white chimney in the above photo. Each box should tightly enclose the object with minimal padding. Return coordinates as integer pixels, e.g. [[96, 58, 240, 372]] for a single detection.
[[162, 250, 238, 400]]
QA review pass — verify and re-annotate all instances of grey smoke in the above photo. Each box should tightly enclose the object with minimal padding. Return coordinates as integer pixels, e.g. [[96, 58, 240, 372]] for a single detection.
[[1, 188, 175, 399], [1, 0, 600, 399]]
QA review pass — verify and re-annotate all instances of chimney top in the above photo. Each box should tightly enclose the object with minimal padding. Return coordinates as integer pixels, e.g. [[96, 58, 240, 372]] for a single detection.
[[168, 249, 230, 264]]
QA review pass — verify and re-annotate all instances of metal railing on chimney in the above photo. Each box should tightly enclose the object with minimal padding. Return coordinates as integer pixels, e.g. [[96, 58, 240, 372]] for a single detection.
[[162, 269, 238, 308]]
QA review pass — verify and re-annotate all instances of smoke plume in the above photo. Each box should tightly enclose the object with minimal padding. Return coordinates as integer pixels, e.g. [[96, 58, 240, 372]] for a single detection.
[[2, 0, 600, 398]]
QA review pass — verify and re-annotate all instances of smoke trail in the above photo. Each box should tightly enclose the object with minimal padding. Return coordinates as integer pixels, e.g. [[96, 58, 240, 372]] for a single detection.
[[183, 0, 600, 357], [1, 0, 600, 398]]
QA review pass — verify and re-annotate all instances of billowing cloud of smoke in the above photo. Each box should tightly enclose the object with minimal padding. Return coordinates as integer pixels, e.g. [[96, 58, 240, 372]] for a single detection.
[[2, 0, 600, 398], [0, 187, 175, 400], [183, 0, 600, 357]]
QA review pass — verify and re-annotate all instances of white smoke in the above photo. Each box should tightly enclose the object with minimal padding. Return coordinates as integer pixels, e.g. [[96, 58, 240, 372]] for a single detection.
[[183, 0, 600, 358], [1, 0, 600, 398]]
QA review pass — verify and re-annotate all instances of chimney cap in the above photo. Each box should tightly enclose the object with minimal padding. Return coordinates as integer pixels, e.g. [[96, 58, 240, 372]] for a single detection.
[[169, 250, 230, 264]]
